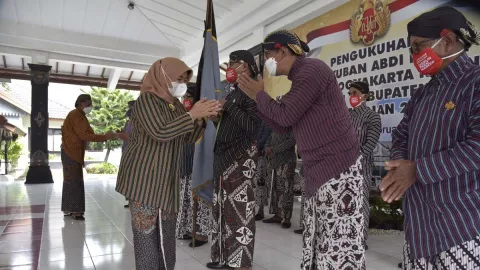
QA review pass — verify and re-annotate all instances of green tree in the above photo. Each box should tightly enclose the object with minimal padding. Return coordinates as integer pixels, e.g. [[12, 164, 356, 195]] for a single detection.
[[0, 140, 24, 171], [88, 87, 134, 162]]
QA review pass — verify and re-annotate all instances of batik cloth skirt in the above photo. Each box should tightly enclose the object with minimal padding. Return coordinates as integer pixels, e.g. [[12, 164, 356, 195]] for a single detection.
[[61, 148, 85, 214], [211, 146, 258, 268], [129, 201, 177, 270], [176, 174, 212, 238], [297, 165, 306, 229], [269, 161, 296, 222], [254, 156, 271, 210], [403, 236, 480, 270], [361, 157, 373, 248], [301, 156, 365, 270]]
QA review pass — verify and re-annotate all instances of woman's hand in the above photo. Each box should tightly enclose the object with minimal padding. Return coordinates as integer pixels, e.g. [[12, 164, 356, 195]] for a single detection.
[[105, 131, 117, 140], [189, 99, 222, 120], [116, 132, 128, 141]]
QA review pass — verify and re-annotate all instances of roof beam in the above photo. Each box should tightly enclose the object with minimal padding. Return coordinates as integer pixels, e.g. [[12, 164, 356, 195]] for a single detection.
[[107, 68, 122, 90], [0, 68, 142, 90], [0, 45, 151, 72], [0, 20, 179, 67]]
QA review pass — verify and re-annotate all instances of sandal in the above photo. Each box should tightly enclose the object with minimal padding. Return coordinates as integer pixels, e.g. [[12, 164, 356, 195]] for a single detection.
[[178, 234, 192, 240], [72, 215, 85, 220], [189, 239, 208, 247]]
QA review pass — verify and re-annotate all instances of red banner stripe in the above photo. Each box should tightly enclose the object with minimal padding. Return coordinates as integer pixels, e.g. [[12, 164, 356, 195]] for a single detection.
[[306, 0, 418, 43]]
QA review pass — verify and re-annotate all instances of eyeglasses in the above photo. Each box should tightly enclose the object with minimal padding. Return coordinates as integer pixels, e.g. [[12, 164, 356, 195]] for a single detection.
[[409, 38, 436, 55], [226, 61, 244, 68]]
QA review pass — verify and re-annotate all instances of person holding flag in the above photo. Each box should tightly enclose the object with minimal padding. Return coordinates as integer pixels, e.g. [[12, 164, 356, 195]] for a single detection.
[[115, 57, 221, 270], [207, 50, 261, 270]]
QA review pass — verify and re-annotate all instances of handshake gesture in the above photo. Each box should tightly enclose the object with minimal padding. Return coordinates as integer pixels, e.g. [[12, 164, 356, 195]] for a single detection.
[[188, 98, 222, 120], [105, 131, 128, 141]]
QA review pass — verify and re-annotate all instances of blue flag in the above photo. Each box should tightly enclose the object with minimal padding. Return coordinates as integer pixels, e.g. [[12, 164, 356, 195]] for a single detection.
[[191, 0, 222, 204]]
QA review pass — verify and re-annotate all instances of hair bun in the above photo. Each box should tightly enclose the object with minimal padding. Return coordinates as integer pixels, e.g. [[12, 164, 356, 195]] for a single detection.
[[300, 41, 310, 53]]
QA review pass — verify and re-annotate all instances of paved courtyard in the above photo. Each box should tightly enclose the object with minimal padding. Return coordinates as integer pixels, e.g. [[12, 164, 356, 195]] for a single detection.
[[0, 176, 403, 270]]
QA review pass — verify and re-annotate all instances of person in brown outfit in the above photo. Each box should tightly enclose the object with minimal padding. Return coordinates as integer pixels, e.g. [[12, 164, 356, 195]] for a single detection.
[[61, 94, 117, 220]]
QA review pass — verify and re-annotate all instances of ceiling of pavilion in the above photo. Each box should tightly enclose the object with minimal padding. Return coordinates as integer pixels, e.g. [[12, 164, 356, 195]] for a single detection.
[[0, 0, 346, 90]]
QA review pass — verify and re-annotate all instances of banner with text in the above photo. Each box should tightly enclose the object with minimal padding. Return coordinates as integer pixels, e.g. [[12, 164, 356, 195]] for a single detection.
[[265, 0, 480, 162]]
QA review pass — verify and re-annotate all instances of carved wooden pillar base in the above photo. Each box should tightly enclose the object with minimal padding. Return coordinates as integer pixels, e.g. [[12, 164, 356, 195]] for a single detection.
[[25, 166, 53, 184]]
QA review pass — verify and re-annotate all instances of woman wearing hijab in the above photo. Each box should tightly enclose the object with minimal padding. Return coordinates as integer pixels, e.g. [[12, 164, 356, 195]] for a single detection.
[[176, 87, 212, 247], [61, 94, 117, 220], [348, 81, 381, 250], [115, 57, 221, 270], [118, 100, 135, 208]]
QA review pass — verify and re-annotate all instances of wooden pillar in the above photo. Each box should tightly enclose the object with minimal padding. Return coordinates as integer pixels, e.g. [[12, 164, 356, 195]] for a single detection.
[[25, 64, 53, 184]]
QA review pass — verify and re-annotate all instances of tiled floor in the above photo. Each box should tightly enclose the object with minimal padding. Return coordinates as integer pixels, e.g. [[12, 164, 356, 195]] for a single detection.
[[0, 176, 404, 270]]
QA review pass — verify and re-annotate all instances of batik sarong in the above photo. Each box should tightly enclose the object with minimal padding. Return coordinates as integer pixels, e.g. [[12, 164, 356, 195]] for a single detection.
[[254, 156, 271, 210], [297, 165, 305, 230], [176, 174, 212, 238], [61, 148, 85, 214], [301, 156, 365, 270], [211, 146, 258, 268], [361, 157, 373, 248], [269, 161, 296, 222], [403, 236, 480, 270], [130, 201, 177, 270]]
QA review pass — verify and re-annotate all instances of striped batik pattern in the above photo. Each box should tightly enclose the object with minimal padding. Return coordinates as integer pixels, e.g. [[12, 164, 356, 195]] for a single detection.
[[256, 57, 360, 198], [349, 103, 381, 247], [214, 87, 260, 179], [391, 54, 480, 259], [61, 108, 108, 164], [116, 92, 204, 213]]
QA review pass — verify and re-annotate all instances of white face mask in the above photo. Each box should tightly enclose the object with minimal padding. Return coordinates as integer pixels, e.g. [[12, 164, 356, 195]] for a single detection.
[[264, 57, 278, 76], [161, 66, 188, 98], [170, 82, 188, 97], [83, 106, 92, 114]]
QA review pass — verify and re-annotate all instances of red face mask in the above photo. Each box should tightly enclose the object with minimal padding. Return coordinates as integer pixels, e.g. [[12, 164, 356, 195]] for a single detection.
[[412, 47, 444, 76], [412, 37, 464, 76], [226, 68, 237, 83], [226, 65, 244, 83], [349, 96, 362, 108], [183, 99, 193, 111]]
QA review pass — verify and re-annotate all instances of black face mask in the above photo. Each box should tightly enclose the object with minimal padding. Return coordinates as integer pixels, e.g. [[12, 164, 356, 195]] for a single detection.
[[126, 109, 132, 118]]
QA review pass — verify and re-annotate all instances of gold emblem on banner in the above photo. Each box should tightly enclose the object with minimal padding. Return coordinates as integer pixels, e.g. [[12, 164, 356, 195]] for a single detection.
[[350, 0, 391, 45]]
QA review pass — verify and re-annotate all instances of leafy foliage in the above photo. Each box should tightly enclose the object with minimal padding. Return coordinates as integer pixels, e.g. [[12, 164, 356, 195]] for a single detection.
[[369, 193, 404, 231], [87, 87, 134, 162], [85, 162, 118, 174], [0, 140, 24, 170]]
